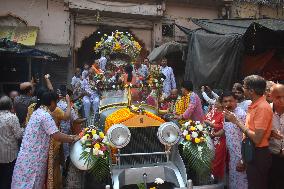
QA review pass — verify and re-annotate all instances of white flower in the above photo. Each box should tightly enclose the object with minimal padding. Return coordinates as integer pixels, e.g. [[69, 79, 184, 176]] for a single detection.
[[184, 122, 190, 127], [154, 178, 164, 185], [93, 148, 99, 155], [99, 150, 104, 156], [84, 148, 91, 153], [183, 130, 189, 136], [195, 121, 200, 124], [192, 131, 198, 138], [93, 134, 99, 140], [102, 137, 108, 144], [154, 79, 158, 83], [81, 136, 87, 144], [161, 78, 164, 81], [112, 85, 116, 89], [196, 124, 203, 131]]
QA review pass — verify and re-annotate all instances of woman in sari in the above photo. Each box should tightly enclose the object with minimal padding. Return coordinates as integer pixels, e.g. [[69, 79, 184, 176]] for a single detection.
[[12, 91, 79, 189], [204, 99, 226, 181], [26, 87, 71, 189]]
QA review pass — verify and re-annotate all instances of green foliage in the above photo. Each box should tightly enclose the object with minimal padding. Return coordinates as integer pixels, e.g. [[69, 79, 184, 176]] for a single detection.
[[80, 150, 111, 182], [182, 142, 214, 176]]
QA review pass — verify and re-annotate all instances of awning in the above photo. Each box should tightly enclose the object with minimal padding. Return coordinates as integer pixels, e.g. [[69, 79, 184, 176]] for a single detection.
[[0, 38, 60, 60], [148, 41, 185, 62], [35, 43, 70, 57], [0, 26, 39, 46]]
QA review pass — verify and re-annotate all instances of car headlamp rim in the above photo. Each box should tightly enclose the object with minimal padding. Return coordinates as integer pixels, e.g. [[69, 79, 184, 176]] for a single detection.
[[107, 124, 131, 149]]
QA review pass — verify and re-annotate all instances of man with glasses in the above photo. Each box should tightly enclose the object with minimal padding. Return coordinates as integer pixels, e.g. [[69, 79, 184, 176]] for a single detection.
[[225, 75, 273, 189]]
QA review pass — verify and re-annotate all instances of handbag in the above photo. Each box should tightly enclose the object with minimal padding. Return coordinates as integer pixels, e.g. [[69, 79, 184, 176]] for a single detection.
[[241, 137, 255, 163]]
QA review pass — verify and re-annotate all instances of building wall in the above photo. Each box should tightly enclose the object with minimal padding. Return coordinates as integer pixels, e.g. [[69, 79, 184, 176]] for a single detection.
[[0, 0, 70, 45], [165, 2, 219, 36], [231, 2, 284, 19]]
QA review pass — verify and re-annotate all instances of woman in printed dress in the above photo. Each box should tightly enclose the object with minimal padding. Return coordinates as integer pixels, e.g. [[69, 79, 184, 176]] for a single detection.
[[11, 91, 79, 189], [220, 91, 248, 189], [204, 100, 226, 181]]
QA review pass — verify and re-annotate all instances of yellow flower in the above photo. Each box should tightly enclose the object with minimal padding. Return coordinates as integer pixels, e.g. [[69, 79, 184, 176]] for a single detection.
[[113, 42, 121, 51], [185, 135, 191, 141], [190, 126, 196, 131], [99, 132, 105, 139], [195, 138, 201, 143], [91, 129, 96, 136], [150, 187, 156, 189], [85, 134, 90, 138], [94, 143, 100, 149]]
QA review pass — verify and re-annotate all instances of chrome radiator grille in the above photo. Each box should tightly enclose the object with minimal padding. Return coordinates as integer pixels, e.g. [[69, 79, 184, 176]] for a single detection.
[[120, 127, 167, 166]]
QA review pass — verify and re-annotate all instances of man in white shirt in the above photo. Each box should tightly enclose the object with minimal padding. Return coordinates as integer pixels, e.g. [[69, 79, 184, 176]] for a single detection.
[[269, 83, 284, 189], [99, 56, 107, 71], [71, 67, 81, 89], [160, 58, 176, 98]]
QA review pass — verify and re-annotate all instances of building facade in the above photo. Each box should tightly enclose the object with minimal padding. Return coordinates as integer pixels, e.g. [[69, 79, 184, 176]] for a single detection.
[[0, 0, 283, 91]]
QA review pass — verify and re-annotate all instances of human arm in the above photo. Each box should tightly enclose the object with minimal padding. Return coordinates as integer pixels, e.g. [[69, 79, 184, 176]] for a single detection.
[[44, 74, 54, 91], [51, 131, 80, 143], [212, 129, 225, 137], [211, 91, 219, 99], [202, 91, 216, 105], [224, 109, 270, 146], [62, 95, 71, 121], [10, 114, 24, 139], [181, 94, 196, 120], [170, 68, 176, 89]]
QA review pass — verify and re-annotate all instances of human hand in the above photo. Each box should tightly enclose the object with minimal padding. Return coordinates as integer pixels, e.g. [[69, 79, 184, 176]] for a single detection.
[[201, 86, 205, 92], [65, 94, 71, 103], [44, 74, 50, 80], [224, 109, 238, 124], [236, 160, 246, 172], [204, 120, 214, 127], [71, 135, 81, 143], [271, 130, 284, 140]]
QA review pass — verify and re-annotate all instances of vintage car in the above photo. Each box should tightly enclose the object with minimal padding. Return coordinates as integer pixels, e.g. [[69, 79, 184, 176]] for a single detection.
[[71, 89, 224, 189]]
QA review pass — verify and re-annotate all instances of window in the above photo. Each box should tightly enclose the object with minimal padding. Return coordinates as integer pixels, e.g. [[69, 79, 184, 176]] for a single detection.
[[162, 23, 174, 37]]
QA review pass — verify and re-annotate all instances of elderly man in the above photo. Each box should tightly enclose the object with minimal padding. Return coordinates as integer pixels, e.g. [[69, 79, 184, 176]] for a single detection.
[[134, 59, 149, 82], [160, 58, 176, 98], [13, 82, 36, 127], [269, 83, 284, 189]]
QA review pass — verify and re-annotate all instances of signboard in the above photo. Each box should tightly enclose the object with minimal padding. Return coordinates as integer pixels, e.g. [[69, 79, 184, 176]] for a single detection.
[[0, 26, 38, 46]]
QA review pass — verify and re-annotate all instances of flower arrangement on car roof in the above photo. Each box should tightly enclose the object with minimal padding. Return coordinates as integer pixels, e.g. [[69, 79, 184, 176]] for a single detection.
[[94, 30, 142, 61]]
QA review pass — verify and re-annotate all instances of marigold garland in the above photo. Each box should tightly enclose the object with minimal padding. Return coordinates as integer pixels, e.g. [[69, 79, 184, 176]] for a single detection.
[[175, 93, 191, 115]]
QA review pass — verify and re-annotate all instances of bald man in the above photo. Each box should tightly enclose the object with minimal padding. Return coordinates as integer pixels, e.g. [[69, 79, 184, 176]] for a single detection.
[[266, 80, 276, 103], [269, 83, 284, 189], [14, 82, 36, 126]]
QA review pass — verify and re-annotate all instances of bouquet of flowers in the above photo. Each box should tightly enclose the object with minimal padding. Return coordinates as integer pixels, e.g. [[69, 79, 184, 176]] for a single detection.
[[180, 120, 214, 183], [79, 126, 110, 181], [147, 65, 165, 91], [94, 31, 142, 61]]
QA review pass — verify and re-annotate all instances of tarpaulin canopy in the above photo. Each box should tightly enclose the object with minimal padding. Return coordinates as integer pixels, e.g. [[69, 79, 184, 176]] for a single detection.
[[178, 18, 284, 90], [0, 38, 60, 60], [148, 41, 185, 62]]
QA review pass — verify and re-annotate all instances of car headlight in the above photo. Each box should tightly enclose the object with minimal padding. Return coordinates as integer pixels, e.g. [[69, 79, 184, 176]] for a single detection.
[[157, 122, 181, 146], [107, 124, 131, 148]]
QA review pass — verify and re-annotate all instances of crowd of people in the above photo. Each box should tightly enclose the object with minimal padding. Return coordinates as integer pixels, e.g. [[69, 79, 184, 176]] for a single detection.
[[0, 55, 284, 189]]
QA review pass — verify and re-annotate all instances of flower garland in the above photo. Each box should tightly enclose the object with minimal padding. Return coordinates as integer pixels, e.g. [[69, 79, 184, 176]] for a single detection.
[[94, 31, 142, 61], [175, 93, 191, 115], [104, 107, 165, 133]]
